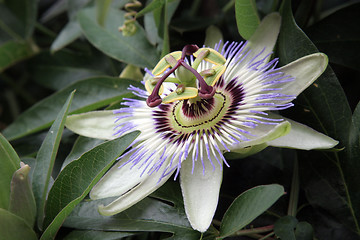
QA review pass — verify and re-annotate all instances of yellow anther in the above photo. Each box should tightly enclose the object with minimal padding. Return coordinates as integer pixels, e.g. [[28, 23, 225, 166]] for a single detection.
[[200, 69, 216, 77], [193, 48, 226, 65], [152, 51, 182, 76], [204, 65, 226, 86], [176, 84, 186, 94]]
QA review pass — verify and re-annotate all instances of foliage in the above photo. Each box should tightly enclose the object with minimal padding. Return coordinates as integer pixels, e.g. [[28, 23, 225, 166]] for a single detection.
[[0, 0, 359, 239]]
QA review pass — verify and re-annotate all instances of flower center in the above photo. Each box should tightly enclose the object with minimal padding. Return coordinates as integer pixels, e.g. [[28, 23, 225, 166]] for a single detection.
[[146, 45, 227, 107], [170, 92, 230, 133]]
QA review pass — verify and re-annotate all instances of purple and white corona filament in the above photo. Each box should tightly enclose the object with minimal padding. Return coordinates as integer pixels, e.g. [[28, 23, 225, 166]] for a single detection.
[[113, 41, 295, 181]]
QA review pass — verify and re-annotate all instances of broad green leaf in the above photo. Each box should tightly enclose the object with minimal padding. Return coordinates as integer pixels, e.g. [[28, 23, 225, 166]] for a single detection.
[[279, 0, 358, 233], [143, 0, 179, 48], [62, 196, 200, 239], [0, 40, 38, 72], [32, 65, 103, 90], [64, 230, 135, 240], [346, 101, 360, 226], [40, 0, 67, 23], [9, 164, 36, 228], [136, 0, 166, 18], [278, 0, 351, 145], [67, 0, 93, 20], [32, 91, 74, 229], [78, 7, 159, 69], [274, 216, 298, 240], [306, 3, 360, 70], [41, 131, 139, 240], [61, 136, 104, 170], [0, 4, 24, 40], [219, 184, 285, 238], [4, 0, 37, 39], [235, 0, 260, 40], [0, 209, 37, 240], [0, 133, 20, 209], [2, 77, 142, 140], [295, 222, 314, 240], [274, 217, 314, 240], [50, 21, 82, 53]]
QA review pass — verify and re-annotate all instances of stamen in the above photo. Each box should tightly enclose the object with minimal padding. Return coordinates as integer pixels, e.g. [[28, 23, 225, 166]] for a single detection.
[[147, 44, 217, 107]]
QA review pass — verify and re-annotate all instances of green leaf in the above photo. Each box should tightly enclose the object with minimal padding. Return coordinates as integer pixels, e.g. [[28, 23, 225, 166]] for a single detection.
[[64, 230, 135, 240], [31, 91, 75, 229], [274, 217, 314, 240], [4, 0, 37, 39], [9, 164, 36, 228], [0, 209, 37, 240], [31, 65, 103, 90], [295, 222, 314, 240], [279, 0, 358, 233], [219, 184, 285, 238], [50, 21, 82, 53], [274, 216, 298, 240], [0, 4, 24, 40], [345, 101, 360, 226], [306, 3, 360, 70], [136, 0, 166, 18], [61, 136, 104, 169], [0, 133, 20, 209], [41, 131, 140, 240], [77, 7, 159, 69], [2, 77, 142, 141], [235, 0, 260, 40], [62, 196, 199, 239], [0, 40, 38, 72]]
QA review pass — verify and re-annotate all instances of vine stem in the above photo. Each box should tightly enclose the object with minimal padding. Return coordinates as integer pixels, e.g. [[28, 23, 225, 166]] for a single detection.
[[287, 156, 299, 216], [233, 225, 274, 236]]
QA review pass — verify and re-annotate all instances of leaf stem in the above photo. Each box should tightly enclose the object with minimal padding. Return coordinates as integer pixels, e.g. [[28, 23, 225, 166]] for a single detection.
[[233, 225, 274, 236], [287, 156, 299, 217], [259, 231, 275, 240]]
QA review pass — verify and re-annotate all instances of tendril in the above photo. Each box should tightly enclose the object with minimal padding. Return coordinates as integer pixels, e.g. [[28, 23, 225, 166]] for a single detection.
[[118, 0, 142, 36]]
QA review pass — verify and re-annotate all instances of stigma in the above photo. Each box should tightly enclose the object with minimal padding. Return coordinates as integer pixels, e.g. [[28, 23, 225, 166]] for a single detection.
[[146, 45, 227, 107]]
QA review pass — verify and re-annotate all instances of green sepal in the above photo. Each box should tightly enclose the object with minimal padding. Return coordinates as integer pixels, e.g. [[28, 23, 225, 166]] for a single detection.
[[193, 47, 226, 65], [152, 51, 182, 76], [224, 143, 268, 160], [162, 87, 198, 103], [205, 65, 226, 86]]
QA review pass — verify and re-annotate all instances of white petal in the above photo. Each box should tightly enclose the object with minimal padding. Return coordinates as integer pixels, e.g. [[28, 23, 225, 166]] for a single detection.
[[90, 160, 144, 199], [65, 111, 117, 140], [247, 12, 281, 63], [268, 117, 338, 150], [229, 120, 291, 151], [91, 156, 174, 216], [180, 155, 223, 232], [274, 53, 328, 100]]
